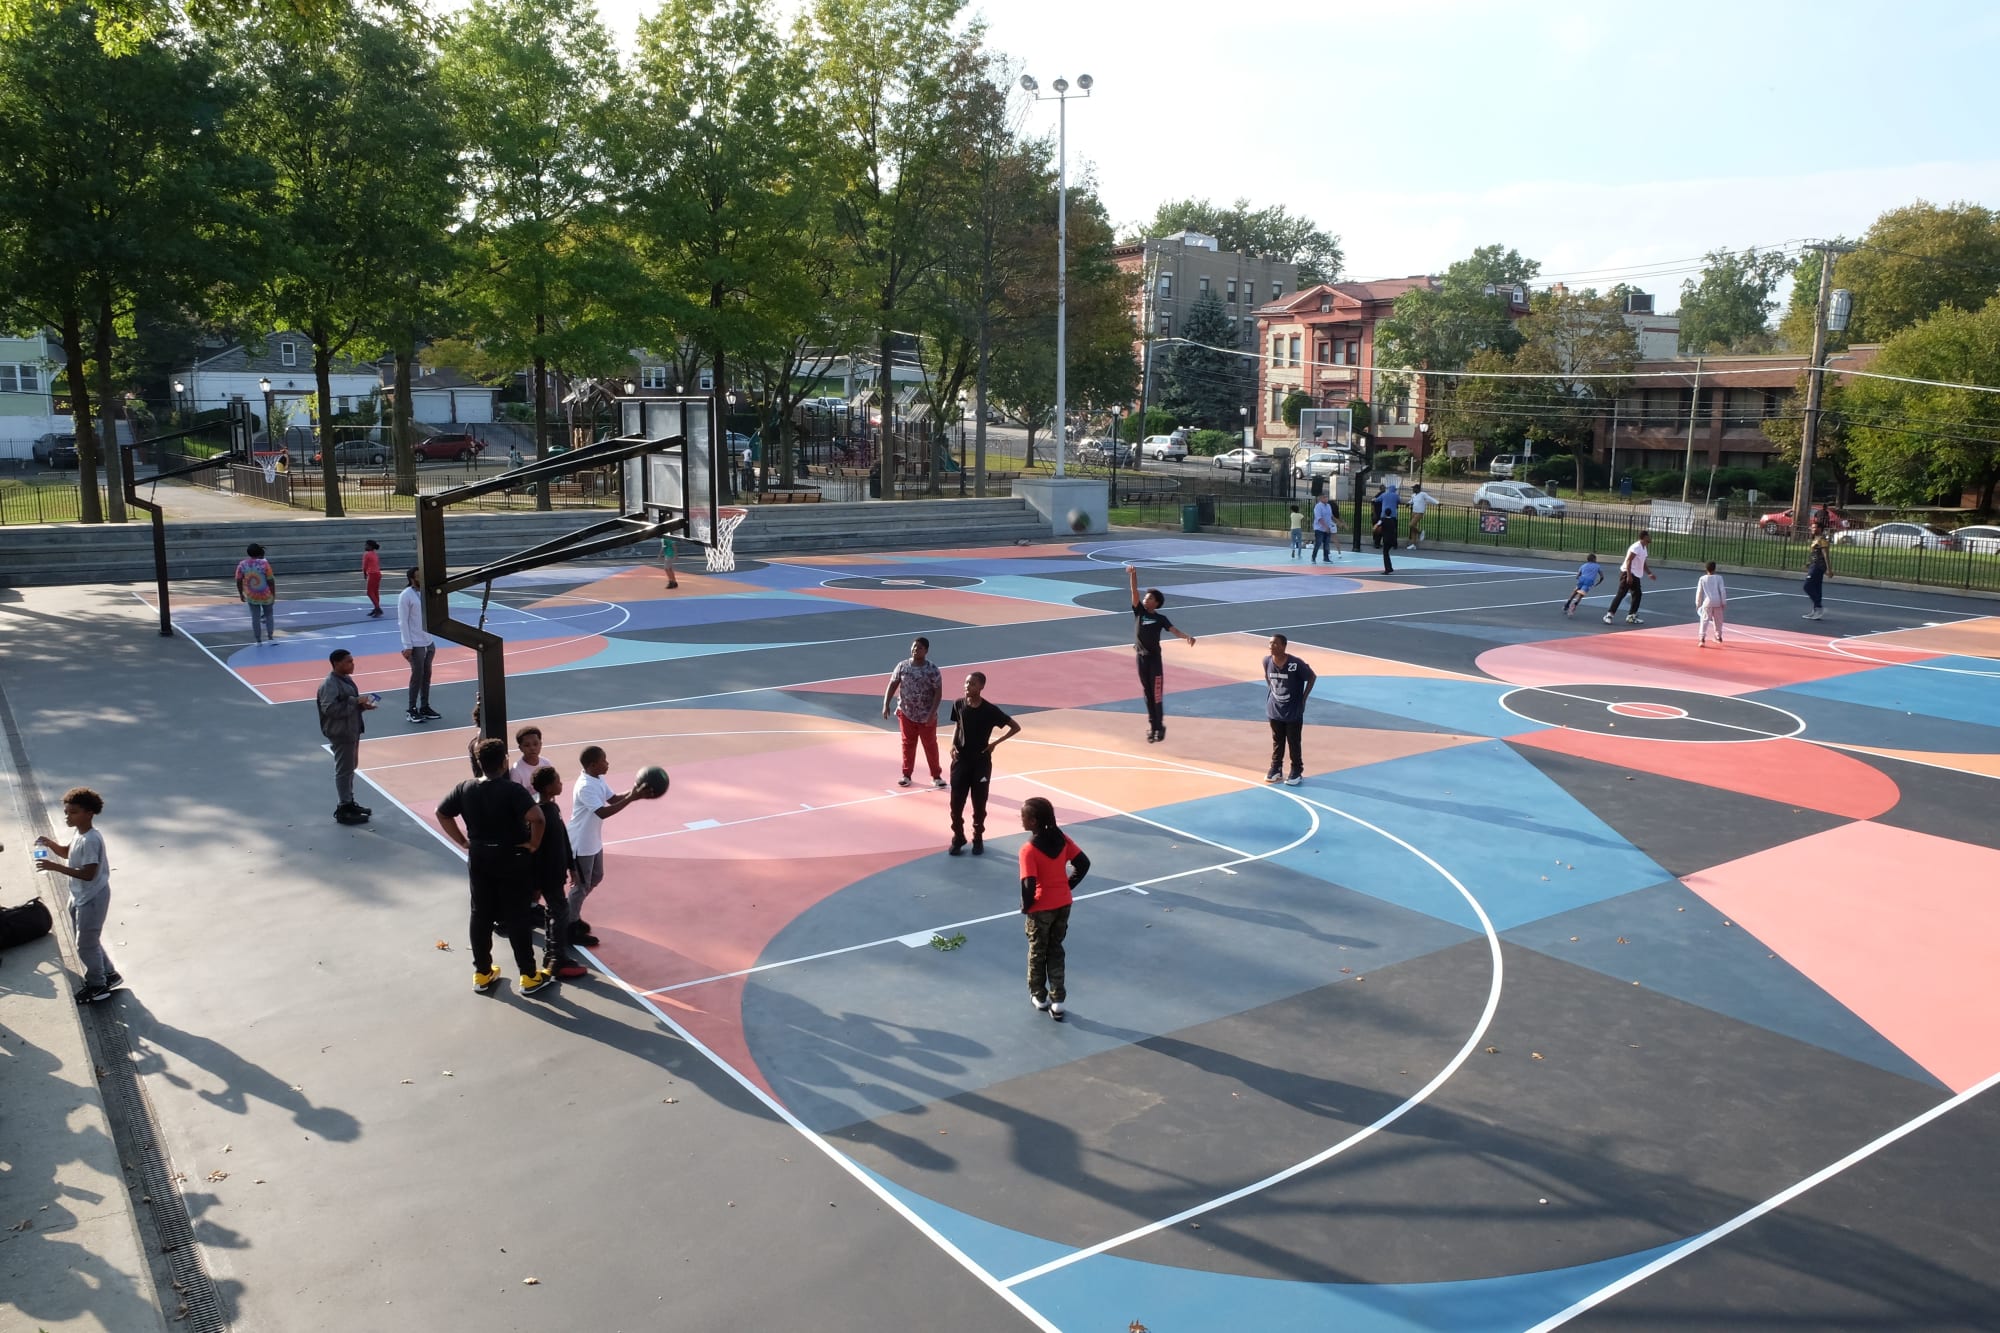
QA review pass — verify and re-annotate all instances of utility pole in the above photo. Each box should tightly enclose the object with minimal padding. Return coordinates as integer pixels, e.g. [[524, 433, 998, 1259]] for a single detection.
[[1795, 241, 1850, 533], [1680, 356, 1704, 503]]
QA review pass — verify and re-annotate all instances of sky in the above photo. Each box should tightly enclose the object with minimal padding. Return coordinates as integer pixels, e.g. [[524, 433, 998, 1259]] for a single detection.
[[585, 0, 2000, 313]]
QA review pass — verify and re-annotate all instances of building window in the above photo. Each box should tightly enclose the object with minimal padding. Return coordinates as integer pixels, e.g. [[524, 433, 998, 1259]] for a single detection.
[[1316, 341, 1330, 366], [419, 365, 435, 378], [1273, 281, 1283, 300], [1199, 276, 1210, 295], [1227, 280, 1237, 304], [1158, 313, 1172, 337], [698, 367, 714, 391], [1346, 339, 1359, 365], [0, 364, 40, 394], [1158, 272, 1173, 300], [1288, 335, 1301, 366], [640, 365, 669, 390], [1271, 335, 1283, 364], [280, 341, 297, 367], [1270, 386, 1284, 423]]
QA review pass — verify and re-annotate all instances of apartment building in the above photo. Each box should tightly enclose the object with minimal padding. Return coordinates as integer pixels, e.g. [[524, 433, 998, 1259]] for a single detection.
[[1114, 230, 1299, 362]]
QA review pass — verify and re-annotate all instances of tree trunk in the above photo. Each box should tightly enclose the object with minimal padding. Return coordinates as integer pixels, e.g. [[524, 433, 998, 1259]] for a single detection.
[[393, 346, 417, 496], [1978, 467, 1996, 516], [315, 333, 344, 518], [91, 291, 127, 522], [711, 343, 730, 503], [61, 310, 103, 524]]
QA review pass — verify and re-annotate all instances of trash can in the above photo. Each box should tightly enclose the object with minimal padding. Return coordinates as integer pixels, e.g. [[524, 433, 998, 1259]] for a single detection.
[[1712, 499, 1729, 520], [1181, 503, 1200, 533], [1196, 495, 1217, 525]]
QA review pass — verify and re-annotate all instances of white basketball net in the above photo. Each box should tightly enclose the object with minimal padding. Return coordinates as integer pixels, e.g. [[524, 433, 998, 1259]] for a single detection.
[[706, 507, 749, 573]]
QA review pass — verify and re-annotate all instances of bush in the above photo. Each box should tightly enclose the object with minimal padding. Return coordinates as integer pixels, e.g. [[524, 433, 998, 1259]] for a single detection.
[[1753, 466, 1793, 500], [1530, 455, 1610, 489], [1423, 453, 1469, 478], [1120, 407, 1176, 443], [1189, 429, 1237, 456], [1642, 470, 1686, 497], [1372, 448, 1412, 473]]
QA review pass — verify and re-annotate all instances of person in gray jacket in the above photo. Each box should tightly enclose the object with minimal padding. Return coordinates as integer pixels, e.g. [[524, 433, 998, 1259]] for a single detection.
[[317, 648, 377, 825]]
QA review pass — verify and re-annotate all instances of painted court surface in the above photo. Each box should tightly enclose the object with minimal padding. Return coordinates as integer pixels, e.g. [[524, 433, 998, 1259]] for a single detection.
[[174, 537, 2000, 1330]]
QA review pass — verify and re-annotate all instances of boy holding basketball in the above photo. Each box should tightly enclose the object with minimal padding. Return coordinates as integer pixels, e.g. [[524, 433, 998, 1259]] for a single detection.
[[565, 746, 646, 947], [1019, 797, 1090, 1020]]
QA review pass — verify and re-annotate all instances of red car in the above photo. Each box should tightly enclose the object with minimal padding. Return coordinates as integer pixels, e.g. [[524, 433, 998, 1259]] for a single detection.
[[413, 432, 484, 462], [1760, 505, 1852, 536]]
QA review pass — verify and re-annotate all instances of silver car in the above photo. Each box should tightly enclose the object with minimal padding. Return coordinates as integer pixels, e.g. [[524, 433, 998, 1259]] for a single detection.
[[1472, 481, 1567, 516], [1214, 448, 1272, 473]]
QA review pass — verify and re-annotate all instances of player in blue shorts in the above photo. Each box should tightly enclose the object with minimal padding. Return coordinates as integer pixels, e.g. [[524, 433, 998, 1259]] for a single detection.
[[1563, 553, 1602, 617]]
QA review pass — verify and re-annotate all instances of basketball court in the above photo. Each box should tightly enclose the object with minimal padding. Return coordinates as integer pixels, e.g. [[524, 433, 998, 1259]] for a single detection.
[[148, 531, 2000, 1331]]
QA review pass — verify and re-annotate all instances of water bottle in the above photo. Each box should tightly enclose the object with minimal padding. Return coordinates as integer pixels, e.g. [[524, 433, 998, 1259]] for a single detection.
[[33, 846, 50, 863]]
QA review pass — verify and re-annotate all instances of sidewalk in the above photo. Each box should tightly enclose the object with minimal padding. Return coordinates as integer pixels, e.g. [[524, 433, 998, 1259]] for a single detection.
[[0, 751, 166, 1333]]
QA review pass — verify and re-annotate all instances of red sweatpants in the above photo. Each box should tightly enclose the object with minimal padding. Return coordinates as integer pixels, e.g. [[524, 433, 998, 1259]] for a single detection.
[[899, 713, 941, 780], [366, 571, 382, 612]]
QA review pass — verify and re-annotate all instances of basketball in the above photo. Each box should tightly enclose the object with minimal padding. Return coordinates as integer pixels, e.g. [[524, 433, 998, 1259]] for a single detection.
[[636, 765, 670, 799], [1067, 508, 1091, 533]]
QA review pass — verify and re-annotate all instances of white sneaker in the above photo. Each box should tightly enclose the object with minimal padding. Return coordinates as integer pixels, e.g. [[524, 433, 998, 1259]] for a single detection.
[[1627, 615, 1642, 624], [1048, 1000, 1065, 1020], [1284, 775, 1302, 787], [1602, 613, 1614, 624], [1265, 771, 1282, 784], [1030, 994, 1049, 1012]]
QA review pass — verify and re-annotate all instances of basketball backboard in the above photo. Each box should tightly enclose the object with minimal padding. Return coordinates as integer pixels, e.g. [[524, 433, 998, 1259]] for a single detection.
[[618, 396, 719, 543]]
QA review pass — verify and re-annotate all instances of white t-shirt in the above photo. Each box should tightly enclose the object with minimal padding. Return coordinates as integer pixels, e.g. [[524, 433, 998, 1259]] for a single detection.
[[1696, 572, 1727, 609], [396, 584, 434, 648], [510, 755, 548, 791], [568, 772, 615, 855], [1411, 491, 1431, 514], [1621, 540, 1650, 578], [67, 827, 109, 908]]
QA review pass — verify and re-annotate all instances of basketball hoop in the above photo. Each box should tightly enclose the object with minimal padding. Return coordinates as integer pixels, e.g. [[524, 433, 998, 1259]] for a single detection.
[[706, 506, 748, 572], [253, 450, 284, 483]]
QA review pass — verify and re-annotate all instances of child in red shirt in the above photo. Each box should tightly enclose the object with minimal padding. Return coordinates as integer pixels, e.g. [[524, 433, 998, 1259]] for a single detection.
[[1018, 797, 1090, 1020]]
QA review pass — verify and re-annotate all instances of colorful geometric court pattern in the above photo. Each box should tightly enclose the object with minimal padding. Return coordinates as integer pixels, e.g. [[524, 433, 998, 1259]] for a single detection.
[[184, 537, 2000, 1329]]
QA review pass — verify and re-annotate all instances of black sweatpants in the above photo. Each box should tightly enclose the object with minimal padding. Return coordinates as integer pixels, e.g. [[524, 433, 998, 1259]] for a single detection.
[[468, 850, 537, 975], [1137, 651, 1165, 733], [1607, 572, 1644, 617], [1379, 517, 1398, 572], [949, 756, 992, 842], [1268, 719, 1304, 779]]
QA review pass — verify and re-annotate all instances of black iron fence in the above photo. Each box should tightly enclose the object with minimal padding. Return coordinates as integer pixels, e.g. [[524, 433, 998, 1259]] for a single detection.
[[1108, 494, 2000, 595]]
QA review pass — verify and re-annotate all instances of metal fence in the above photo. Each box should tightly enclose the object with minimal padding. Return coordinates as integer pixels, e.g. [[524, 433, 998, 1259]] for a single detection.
[[1110, 494, 2000, 595], [0, 479, 114, 524]]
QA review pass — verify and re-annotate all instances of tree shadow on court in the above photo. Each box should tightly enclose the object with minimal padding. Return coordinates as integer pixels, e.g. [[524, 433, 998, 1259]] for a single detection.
[[114, 994, 360, 1143], [1312, 771, 1636, 852], [1142, 885, 1382, 952]]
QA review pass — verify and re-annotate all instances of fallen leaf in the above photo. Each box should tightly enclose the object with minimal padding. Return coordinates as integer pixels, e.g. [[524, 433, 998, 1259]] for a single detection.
[[1570, 935, 1579, 941], [1484, 1045, 1500, 1054], [1189, 1222, 1201, 1230], [1616, 936, 1629, 944], [400, 1079, 413, 1085], [522, 1276, 540, 1285], [206, 1169, 228, 1182], [254, 1179, 265, 1185], [661, 1098, 679, 1105], [441, 1070, 454, 1077], [1131, 1323, 1151, 1333], [1530, 1052, 1545, 1060], [1339, 967, 1351, 974], [223, 1144, 232, 1153], [8, 1219, 30, 1233], [434, 940, 452, 951]]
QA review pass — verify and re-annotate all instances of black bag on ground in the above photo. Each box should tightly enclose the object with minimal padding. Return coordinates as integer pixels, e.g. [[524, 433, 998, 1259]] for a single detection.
[[0, 897, 54, 952]]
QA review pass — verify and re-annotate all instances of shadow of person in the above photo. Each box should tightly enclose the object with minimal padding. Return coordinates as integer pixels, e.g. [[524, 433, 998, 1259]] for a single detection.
[[111, 993, 360, 1142]]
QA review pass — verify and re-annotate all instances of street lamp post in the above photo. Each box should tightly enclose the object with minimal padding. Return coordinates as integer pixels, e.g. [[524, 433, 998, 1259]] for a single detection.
[[1238, 405, 1248, 486], [1020, 71, 1092, 483], [172, 379, 186, 424], [258, 376, 275, 447]]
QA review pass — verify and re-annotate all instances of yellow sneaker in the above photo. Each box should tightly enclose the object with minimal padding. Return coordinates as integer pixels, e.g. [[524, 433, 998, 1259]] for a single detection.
[[473, 968, 503, 993], [519, 969, 556, 996]]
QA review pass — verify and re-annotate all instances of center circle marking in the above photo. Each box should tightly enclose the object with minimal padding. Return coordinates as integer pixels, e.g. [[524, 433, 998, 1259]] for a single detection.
[[1609, 702, 1688, 720]]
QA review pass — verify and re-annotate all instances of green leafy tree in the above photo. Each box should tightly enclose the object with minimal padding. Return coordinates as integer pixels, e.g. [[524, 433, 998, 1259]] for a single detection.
[[1512, 287, 1638, 491], [1144, 197, 1343, 285], [1280, 389, 1311, 429], [228, 8, 458, 516], [1782, 203, 2000, 352], [0, 7, 257, 521], [1376, 245, 1537, 373], [1841, 297, 2000, 509], [1156, 289, 1247, 429], [1678, 248, 1790, 353], [443, 0, 635, 509]]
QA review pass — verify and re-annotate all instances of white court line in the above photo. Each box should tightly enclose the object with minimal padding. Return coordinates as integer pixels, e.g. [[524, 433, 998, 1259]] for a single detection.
[[1497, 684, 1806, 744], [1002, 786, 1504, 1288], [151, 598, 278, 705], [1526, 1068, 2000, 1331]]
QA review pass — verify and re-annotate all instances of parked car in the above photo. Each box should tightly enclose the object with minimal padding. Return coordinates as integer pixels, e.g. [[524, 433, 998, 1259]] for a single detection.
[[1759, 505, 1853, 536], [412, 431, 484, 462], [1833, 522, 1959, 550], [1078, 438, 1134, 466], [1473, 480, 1568, 516], [1139, 433, 1187, 461], [312, 437, 390, 466], [1214, 448, 1272, 473], [1489, 453, 1534, 479], [1949, 524, 2000, 555], [32, 432, 76, 466], [1293, 449, 1354, 479]]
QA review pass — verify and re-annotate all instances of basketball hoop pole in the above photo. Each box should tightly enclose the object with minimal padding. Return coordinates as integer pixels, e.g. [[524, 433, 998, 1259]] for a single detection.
[[123, 401, 253, 637]]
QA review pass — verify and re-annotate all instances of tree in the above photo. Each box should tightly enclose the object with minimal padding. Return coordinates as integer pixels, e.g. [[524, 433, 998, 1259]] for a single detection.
[[1781, 202, 2000, 352], [443, 0, 634, 509], [1511, 287, 1638, 491], [0, 6, 257, 521], [1144, 197, 1343, 285], [1376, 245, 1537, 373], [1840, 297, 2000, 510], [1678, 248, 1790, 353], [228, 7, 457, 517], [1158, 289, 1247, 428]]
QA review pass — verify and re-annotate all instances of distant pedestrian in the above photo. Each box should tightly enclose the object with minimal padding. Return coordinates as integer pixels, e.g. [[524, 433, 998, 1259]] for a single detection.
[[363, 539, 384, 617], [1288, 504, 1304, 559], [235, 542, 277, 644], [1018, 796, 1090, 1021], [882, 637, 945, 788], [947, 671, 1020, 856], [1311, 494, 1339, 563], [34, 787, 119, 1004], [397, 567, 439, 723], [1377, 479, 1401, 573], [1696, 560, 1728, 646], [566, 745, 644, 948], [507, 443, 526, 471], [437, 738, 549, 995], [316, 648, 377, 825], [1803, 525, 1832, 620], [1408, 483, 1431, 548], [1603, 532, 1656, 625], [1263, 634, 1317, 787], [1563, 553, 1603, 617], [529, 765, 586, 980], [1129, 564, 1197, 744], [662, 534, 679, 590]]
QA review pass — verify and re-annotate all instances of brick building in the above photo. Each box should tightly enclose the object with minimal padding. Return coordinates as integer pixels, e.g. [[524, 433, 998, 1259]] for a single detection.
[[1115, 230, 1298, 383], [1591, 346, 1879, 473]]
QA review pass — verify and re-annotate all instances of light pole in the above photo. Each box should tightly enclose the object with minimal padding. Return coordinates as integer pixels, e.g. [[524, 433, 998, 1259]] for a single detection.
[[258, 376, 275, 447], [172, 379, 185, 424], [1238, 405, 1248, 486], [1417, 420, 1430, 479], [1020, 71, 1092, 482]]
